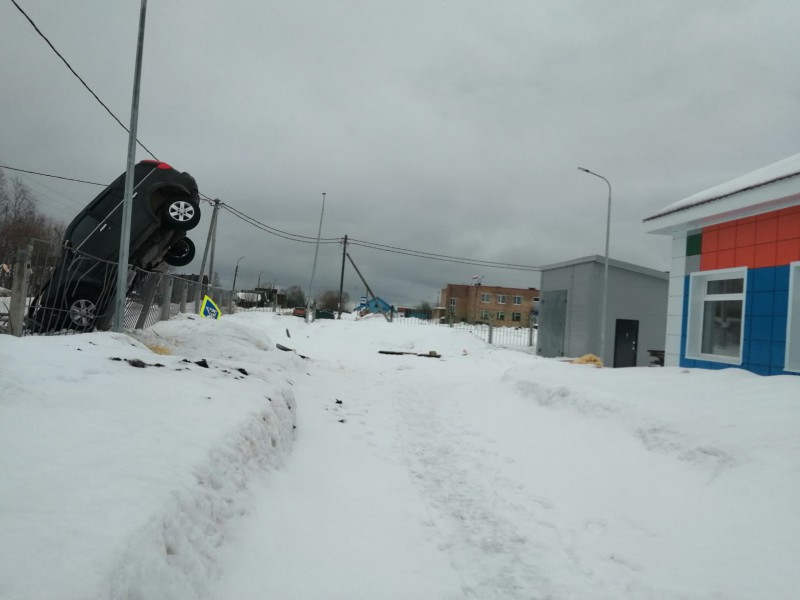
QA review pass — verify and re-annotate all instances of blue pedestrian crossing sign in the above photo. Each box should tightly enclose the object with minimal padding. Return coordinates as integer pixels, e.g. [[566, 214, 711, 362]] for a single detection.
[[200, 295, 222, 320]]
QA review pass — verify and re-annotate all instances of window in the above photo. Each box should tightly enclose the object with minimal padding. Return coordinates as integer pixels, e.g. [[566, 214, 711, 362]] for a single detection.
[[686, 268, 747, 364], [497, 311, 505, 321], [480, 293, 491, 303], [497, 294, 507, 304], [512, 312, 521, 322], [448, 298, 456, 310], [480, 310, 491, 320], [513, 296, 522, 305], [786, 262, 800, 372]]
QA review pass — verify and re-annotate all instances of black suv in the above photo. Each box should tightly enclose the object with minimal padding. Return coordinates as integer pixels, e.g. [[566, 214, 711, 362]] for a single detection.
[[29, 160, 201, 332]]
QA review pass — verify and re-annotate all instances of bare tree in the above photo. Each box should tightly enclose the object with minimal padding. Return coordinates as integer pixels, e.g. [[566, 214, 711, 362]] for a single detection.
[[285, 285, 306, 308], [0, 170, 67, 264], [316, 289, 349, 311]]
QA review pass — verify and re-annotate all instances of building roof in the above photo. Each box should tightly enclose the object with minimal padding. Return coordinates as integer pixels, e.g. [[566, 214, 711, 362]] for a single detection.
[[540, 255, 668, 280], [644, 152, 800, 233]]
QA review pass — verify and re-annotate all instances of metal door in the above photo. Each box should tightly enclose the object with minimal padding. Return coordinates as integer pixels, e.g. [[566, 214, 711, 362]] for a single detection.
[[538, 289, 567, 357], [614, 319, 639, 367]]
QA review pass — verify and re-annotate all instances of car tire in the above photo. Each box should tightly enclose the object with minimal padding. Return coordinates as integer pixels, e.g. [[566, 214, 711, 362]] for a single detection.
[[164, 237, 196, 267], [162, 196, 201, 230], [66, 286, 101, 330]]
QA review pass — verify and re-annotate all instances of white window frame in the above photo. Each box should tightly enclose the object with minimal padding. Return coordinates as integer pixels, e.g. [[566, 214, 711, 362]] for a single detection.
[[480, 310, 491, 320], [448, 298, 457, 310], [511, 312, 521, 322], [497, 311, 505, 321], [686, 267, 747, 365], [785, 262, 800, 373], [480, 293, 491, 303], [497, 294, 507, 304], [513, 295, 522, 305]]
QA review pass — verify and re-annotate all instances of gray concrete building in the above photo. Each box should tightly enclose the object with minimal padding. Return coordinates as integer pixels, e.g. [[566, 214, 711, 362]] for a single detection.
[[537, 256, 668, 367]]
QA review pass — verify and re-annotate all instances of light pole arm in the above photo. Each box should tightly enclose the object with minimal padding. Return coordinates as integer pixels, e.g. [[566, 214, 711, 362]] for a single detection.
[[578, 167, 612, 365]]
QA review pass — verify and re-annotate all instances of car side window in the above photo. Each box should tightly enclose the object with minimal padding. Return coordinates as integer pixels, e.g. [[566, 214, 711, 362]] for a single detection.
[[70, 214, 118, 259]]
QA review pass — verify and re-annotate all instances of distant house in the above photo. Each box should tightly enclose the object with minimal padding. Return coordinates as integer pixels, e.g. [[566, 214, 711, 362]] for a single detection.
[[537, 256, 668, 367], [438, 283, 539, 327], [645, 153, 800, 375]]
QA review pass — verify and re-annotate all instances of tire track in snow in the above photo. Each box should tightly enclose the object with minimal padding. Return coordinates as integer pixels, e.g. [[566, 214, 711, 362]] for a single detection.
[[389, 372, 574, 600]]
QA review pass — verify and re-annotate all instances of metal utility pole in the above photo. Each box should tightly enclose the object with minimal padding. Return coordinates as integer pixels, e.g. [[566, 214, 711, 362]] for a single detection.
[[337, 234, 348, 318], [306, 192, 327, 323], [195, 199, 220, 308], [113, 0, 148, 332], [578, 167, 612, 365]]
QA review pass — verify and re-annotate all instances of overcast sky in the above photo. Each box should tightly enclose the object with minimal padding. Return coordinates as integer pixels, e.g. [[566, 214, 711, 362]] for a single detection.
[[2, 0, 799, 307]]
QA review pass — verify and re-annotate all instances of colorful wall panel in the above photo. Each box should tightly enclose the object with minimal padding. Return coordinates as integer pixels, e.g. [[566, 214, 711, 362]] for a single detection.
[[679, 205, 800, 375]]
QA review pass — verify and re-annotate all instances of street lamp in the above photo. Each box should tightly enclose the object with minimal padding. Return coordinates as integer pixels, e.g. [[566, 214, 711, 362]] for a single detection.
[[232, 255, 245, 293], [257, 270, 265, 289], [578, 167, 612, 366], [306, 192, 327, 323]]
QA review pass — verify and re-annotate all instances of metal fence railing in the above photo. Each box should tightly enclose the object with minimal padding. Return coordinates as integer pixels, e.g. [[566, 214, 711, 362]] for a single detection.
[[391, 315, 537, 348]]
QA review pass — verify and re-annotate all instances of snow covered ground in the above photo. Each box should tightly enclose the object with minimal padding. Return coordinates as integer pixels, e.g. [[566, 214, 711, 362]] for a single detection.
[[1, 312, 798, 599]]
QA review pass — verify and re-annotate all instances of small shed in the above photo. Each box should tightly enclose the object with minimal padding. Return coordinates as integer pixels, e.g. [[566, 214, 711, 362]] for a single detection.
[[537, 256, 668, 367], [354, 296, 392, 315], [645, 153, 800, 375]]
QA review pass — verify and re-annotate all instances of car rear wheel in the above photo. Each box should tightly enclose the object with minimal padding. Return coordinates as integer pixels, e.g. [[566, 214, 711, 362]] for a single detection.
[[164, 237, 196, 267], [163, 197, 201, 230]]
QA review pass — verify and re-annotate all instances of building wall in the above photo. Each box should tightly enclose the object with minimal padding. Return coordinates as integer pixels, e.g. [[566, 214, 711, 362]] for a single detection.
[[540, 259, 667, 365], [439, 284, 538, 327], [676, 205, 800, 375], [540, 262, 597, 357], [606, 265, 668, 367]]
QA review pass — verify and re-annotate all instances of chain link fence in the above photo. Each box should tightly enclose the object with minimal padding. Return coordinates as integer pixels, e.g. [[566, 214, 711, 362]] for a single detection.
[[0, 239, 235, 336]]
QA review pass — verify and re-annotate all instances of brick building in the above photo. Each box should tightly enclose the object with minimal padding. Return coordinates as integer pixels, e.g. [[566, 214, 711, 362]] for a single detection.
[[439, 283, 539, 327]]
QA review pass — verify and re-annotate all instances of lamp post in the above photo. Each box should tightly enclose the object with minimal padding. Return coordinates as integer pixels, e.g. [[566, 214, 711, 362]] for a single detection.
[[578, 167, 612, 365], [257, 270, 265, 289], [113, 0, 148, 332], [232, 255, 245, 293], [306, 192, 327, 323]]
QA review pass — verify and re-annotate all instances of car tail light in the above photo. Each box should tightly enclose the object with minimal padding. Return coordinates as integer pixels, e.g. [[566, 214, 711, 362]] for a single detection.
[[140, 159, 173, 170]]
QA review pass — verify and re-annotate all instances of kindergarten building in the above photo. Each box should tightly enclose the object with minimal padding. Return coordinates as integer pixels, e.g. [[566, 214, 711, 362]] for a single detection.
[[645, 153, 800, 375]]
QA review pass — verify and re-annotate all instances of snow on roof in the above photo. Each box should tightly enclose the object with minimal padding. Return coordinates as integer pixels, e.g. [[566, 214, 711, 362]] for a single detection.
[[644, 152, 800, 222]]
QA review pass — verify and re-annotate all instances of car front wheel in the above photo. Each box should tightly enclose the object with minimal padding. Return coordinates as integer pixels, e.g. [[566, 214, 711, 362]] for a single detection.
[[163, 197, 201, 230]]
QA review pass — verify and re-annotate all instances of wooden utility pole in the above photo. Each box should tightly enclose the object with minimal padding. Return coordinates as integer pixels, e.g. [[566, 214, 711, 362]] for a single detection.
[[337, 234, 348, 319]]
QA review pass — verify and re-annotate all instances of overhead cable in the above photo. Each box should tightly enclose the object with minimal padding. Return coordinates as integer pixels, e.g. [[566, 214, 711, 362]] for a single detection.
[[9, 0, 158, 159], [0, 164, 106, 186], [348, 239, 539, 271], [220, 203, 340, 244]]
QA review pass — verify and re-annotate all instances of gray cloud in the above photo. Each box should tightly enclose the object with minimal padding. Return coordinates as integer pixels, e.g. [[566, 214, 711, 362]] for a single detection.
[[2, 0, 798, 306]]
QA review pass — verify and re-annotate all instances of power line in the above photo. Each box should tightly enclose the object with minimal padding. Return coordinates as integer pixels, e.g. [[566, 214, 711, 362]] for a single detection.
[[3, 160, 540, 272], [349, 239, 540, 271], [220, 203, 340, 244], [0, 164, 106, 186], [9, 0, 158, 159]]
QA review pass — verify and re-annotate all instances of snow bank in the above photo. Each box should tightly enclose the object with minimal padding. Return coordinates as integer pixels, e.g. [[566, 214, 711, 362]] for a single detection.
[[0, 318, 298, 600]]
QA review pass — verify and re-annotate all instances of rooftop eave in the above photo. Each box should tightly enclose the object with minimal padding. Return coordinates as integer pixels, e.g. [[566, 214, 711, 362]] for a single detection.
[[645, 176, 800, 235]]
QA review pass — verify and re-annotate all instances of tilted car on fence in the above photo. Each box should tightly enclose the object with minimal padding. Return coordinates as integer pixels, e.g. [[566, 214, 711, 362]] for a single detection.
[[28, 160, 201, 332]]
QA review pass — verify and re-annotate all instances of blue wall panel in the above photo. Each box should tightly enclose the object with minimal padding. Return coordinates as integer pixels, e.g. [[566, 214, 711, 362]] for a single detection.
[[679, 267, 797, 376]]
